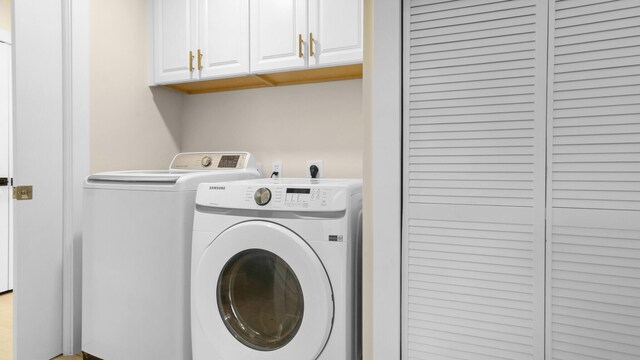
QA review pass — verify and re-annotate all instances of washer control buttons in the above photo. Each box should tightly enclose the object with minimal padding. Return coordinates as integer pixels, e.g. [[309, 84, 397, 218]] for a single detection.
[[201, 156, 213, 167], [254, 187, 272, 206]]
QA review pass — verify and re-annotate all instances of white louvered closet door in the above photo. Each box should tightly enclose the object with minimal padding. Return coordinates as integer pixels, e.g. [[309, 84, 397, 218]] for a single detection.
[[403, 1, 548, 359], [547, 1, 640, 359]]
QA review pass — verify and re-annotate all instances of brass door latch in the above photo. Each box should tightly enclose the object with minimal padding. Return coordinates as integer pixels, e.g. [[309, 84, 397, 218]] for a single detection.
[[13, 185, 33, 200]]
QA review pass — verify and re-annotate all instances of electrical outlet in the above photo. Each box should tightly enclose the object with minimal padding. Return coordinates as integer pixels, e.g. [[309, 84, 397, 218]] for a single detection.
[[271, 161, 283, 178], [306, 160, 324, 178]]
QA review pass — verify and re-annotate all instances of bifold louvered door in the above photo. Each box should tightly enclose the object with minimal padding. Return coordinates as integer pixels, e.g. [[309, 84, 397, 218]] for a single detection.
[[403, 1, 548, 359], [547, 1, 640, 359]]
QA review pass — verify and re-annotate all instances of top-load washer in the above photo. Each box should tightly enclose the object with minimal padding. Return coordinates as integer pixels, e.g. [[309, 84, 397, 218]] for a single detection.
[[191, 178, 362, 360], [82, 152, 261, 360]]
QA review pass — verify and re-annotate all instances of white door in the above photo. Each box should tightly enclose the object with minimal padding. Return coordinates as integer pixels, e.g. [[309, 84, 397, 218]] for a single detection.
[[546, 1, 640, 358], [153, 0, 197, 84], [403, 0, 548, 359], [193, 221, 333, 360], [12, 1, 65, 358], [0, 41, 10, 293], [198, 0, 250, 79], [308, 0, 363, 68], [250, 0, 308, 74]]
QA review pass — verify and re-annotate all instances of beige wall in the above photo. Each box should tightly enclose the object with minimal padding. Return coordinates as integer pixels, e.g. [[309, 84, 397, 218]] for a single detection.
[[90, 0, 183, 173], [180, 80, 364, 179], [0, 0, 11, 32], [90, 0, 363, 179]]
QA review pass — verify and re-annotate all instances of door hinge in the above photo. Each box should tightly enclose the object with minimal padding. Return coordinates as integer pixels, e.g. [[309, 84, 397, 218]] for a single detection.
[[13, 185, 33, 200]]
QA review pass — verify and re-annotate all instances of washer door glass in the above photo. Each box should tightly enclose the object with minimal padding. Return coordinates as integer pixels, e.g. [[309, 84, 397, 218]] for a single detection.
[[218, 249, 304, 351]]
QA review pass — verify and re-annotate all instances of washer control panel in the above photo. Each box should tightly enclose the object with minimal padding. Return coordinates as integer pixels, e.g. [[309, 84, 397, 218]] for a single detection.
[[281, 188, 329, 208], [245, 187, 336, 211], [170, 152, 249, 170], [197, 181, 354, 212], [244, 185, 340, 210]]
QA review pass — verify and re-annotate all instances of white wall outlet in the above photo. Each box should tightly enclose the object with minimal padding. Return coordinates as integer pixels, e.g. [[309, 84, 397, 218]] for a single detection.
[[306, 160, 324, 178], [271, 161, 283, 178]]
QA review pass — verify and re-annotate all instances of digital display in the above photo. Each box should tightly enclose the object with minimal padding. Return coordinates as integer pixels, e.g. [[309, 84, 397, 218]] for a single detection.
[[286, 188, 311, 194], [218, 155, 240, 168]]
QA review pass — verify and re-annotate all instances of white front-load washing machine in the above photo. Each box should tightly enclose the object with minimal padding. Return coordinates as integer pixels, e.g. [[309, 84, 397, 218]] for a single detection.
[[191, 178, 362, 360], [82, 152, 260, 360]]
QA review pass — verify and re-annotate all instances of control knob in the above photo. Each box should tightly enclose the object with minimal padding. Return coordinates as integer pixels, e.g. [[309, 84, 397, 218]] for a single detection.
[[201, 156, 213, 167], [254, 187, 272, 206]]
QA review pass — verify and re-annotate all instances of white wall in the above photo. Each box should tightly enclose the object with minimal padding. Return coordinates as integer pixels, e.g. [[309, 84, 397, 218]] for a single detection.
[[90, 0, 183, 173], [0, 0, 10, 33], [180, 80, 363, 178]]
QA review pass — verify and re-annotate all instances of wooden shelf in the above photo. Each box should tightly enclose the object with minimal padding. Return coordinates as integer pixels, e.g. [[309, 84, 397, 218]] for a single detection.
[[164, 64, 363, 95]]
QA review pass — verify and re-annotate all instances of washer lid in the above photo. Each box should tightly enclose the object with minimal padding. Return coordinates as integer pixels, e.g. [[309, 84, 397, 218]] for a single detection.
[[84, 152, 259, 191], [87, 170, 184, 184], [194, 221, 334, 360]]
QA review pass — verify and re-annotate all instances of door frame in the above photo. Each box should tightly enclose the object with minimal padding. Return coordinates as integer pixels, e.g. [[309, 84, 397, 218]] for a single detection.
[[11, 0, 89, 355], [61, 0, 90, 354], [364, 0, 402, 359]]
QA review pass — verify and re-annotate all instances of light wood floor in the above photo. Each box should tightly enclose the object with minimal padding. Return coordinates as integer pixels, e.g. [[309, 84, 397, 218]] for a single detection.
[[0, 292, 13, 360], [0, 292, 81, 360], [54, 355, 83, 360]]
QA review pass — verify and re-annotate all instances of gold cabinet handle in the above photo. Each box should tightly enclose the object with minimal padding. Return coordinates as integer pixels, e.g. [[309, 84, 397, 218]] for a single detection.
[[298, 34, 303, 58], [309, 32, 315, 57], [189, 50, 194, 72], [197, 49, 203, 71]]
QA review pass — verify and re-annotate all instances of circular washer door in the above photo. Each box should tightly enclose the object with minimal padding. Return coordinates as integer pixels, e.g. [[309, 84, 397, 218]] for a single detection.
[[194, 221, 334, 360]]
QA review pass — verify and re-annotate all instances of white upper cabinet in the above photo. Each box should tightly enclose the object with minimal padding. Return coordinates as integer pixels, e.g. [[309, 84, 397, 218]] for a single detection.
[[250, 0, 363, 74], [153, 0, 195, 84], [152, 0, 250, 85], [151, 0, 363, 86], [309, 0, 363, 67], [198, 0, 250, 79], [249, 0, 308, 74]]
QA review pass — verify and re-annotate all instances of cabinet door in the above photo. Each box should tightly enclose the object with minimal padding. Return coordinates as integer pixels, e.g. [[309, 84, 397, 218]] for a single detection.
[[153, 0, 196, 84], [309, 0, 362, 67], [198, 0, 249, 79], [250, 0, 307, 73]]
